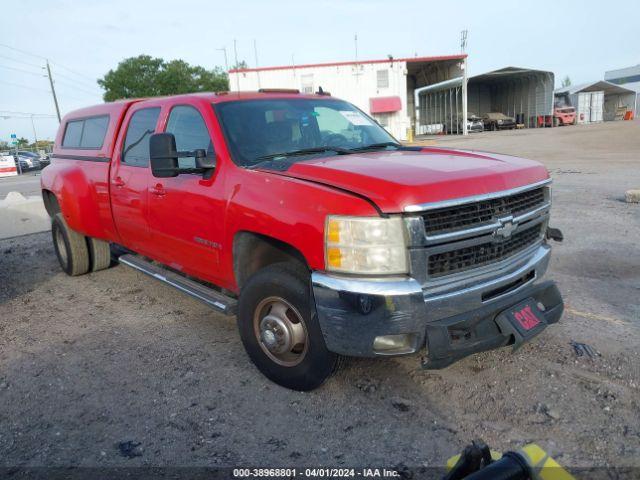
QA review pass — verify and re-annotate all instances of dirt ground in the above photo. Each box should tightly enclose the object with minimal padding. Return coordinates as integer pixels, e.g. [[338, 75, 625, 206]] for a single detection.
[[1, 121, 639, 476]]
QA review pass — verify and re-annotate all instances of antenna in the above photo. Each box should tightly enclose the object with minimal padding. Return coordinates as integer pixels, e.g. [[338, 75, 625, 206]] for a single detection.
[[460, 29, 468, 53]]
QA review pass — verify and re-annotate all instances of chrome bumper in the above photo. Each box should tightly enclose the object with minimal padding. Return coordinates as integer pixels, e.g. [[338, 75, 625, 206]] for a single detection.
[[311, 244, 562, 362]]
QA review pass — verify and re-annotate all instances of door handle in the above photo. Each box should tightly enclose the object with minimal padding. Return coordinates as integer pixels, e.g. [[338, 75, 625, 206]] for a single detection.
[[113, 176, 125, 188], [150, 184, 166, 196]]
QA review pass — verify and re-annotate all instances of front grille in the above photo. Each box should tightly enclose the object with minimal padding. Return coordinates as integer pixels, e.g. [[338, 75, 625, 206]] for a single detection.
[[427, 224, 543, 278], [422, 187, 546, 236]]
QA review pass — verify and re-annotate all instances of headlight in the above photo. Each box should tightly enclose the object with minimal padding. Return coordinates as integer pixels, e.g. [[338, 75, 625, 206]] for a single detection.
[[497, 119, 503, 124], [325, 216, 408, 274]]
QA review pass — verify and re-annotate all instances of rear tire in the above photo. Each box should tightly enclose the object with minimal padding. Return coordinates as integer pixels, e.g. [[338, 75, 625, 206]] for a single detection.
[[87, 237, 111, 272], [52, 213, 90, 276], [237, 263, 341, 391]]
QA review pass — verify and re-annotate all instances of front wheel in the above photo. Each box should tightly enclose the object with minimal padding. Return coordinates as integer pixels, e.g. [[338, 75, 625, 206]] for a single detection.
[[237, 263, 341, 391]]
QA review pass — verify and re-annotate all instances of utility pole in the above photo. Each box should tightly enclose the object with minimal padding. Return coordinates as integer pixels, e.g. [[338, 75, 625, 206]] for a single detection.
[[353, 34, 362, 82], [460, 30, 468, 136], [354, 34, 358, 63], [233, 39, 240, 92], [253, 39, 261, 89], [45, 60, 61, 123], [216, 47, 229, 72], [30, 115, 38, 152]]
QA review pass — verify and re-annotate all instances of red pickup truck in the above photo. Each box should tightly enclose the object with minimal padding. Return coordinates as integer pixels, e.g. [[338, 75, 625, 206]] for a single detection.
[[41, 90, 563, 390]]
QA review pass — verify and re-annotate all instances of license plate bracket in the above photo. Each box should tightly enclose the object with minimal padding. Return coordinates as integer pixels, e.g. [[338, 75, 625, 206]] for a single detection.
[[495, 298, 547, 350]]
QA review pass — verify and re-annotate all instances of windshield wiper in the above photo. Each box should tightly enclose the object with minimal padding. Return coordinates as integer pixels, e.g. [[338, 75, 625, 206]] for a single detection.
[[348, 142, 401, 152], [255, 146, 353, 161], [247, 146, 354, 169]]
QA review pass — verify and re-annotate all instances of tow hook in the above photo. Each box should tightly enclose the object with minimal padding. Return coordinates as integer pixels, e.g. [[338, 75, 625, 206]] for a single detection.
[[545, 226, 563, 242]]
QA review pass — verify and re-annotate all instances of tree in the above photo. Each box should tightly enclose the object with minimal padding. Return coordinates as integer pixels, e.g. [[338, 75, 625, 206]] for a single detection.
[[16, 137, 29, 147], [561, 76, 571, 88], [231, 60, 248, 70], [98, 55, 229, 101]]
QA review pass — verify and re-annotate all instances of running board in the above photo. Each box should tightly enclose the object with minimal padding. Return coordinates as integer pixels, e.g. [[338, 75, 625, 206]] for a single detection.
[[118, 254, 237, 315]]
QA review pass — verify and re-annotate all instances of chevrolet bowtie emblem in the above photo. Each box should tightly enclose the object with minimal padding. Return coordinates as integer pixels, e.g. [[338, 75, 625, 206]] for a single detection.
[[496, 217, 517, 239]]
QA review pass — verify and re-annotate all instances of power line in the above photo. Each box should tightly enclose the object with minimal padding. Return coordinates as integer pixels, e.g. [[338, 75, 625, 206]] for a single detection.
[[0, 80, 50, 93], [53, 78, 103, 97], [52, 62, 97, 84], [0, 53, 42, 69], [0, 43, 99, 86], [0, 110, 56, 117], [0, 113, 56, 119], [51, 69, 101, 92], [0, 79, 92, 103], [0, 64, 45, 77], [0, 43, 47, 60]]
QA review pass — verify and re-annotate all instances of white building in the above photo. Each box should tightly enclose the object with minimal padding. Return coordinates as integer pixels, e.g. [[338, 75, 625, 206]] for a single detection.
[[554, 81, 636, 123], [605, 65, 640, 117], [228, 55, 466, 140]]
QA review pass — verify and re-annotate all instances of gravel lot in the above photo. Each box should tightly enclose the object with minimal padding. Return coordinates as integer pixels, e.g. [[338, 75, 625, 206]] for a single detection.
[[1, 121, 639, 476]]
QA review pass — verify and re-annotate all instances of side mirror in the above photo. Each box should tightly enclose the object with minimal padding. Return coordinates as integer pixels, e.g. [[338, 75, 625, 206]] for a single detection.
[[194, 148, 217, 180], [149, 133, 179, 178], [194, 148, 217, 169]]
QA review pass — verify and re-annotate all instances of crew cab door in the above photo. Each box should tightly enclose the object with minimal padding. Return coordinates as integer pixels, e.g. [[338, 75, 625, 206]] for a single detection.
[[110, 104, 162, 255], [145, 102, 225, 283]]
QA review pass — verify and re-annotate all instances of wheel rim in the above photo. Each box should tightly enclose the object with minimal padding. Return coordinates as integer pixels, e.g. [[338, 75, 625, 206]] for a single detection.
[[253, 296, 308, 367], [55, 227, 68, 266]]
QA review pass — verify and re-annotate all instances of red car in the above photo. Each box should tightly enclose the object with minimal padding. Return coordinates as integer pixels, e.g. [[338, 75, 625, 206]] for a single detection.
[[41, 90, 563, 390]]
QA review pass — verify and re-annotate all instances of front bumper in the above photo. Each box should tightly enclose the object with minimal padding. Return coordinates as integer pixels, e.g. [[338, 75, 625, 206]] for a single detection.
[[311, 244, 563, 367]]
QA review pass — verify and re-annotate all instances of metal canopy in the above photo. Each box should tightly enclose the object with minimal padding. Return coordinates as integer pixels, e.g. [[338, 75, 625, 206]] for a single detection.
[[555, 80, 636, 96], [417, 66, 555, 132]]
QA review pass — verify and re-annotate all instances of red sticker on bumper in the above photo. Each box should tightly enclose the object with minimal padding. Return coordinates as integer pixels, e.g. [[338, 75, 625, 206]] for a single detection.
[[513, 305, 541, 331]]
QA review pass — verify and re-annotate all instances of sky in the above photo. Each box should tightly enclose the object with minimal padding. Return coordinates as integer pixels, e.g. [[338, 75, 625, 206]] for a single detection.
[[1, 0, 638, 142]]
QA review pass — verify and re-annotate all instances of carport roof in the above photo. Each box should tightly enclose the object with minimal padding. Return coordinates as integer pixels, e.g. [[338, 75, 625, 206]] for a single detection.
[[471, 66, 553, 82], [417, 66, 554, 95], [229, 54, 466, 73], [554, 80, 636, 95]]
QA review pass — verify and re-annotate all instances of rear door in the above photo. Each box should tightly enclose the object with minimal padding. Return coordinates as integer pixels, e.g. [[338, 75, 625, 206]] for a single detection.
[[110, 103, 161, 255], [145, 101, 225, 283]]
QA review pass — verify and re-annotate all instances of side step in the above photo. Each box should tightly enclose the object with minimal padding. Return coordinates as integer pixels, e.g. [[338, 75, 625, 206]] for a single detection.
[[118, 254, 237, 315]]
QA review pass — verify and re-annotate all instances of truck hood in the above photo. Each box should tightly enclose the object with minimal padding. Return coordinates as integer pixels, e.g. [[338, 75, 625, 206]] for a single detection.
[[274, 148, 549, 213]]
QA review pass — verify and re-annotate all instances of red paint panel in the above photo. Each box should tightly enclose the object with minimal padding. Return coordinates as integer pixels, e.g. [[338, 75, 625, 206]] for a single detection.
[[369, 96, 402, 114]]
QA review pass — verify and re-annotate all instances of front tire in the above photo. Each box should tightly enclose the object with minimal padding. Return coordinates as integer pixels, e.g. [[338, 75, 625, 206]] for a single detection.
[[237, 263, 341, 391], [52, 213, 90, 276]]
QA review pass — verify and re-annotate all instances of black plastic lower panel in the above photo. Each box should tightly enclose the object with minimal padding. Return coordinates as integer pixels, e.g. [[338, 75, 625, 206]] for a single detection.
[[422, 280, 563, 369]]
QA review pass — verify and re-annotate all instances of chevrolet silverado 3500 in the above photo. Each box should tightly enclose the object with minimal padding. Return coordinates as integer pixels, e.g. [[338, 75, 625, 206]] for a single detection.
[[41, 90, 563, 390]]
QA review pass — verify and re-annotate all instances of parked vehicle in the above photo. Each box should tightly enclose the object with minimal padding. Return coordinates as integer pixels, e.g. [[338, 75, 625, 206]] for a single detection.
[[553, 106, 576, 126], [444, 113, 484, 134], [14, 153, 40, 171], [465, 113, 484, 132], [39, 154, 51, 168], [482, 112, 516, 131], [41, 91, 563, 391]]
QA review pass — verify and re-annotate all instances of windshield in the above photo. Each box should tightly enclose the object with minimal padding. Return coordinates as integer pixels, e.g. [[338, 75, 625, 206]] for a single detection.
[[214, 98, 398, 168]]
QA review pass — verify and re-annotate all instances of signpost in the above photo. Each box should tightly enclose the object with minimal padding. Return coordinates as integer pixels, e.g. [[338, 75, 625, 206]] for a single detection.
[[10, 134, 22, 175]]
